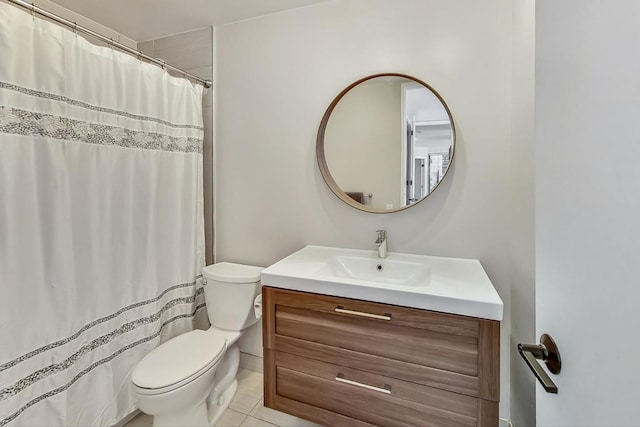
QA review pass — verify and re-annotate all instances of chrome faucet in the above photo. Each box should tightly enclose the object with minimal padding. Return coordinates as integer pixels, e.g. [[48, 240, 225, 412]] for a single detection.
[[375, 230, 387, 258]]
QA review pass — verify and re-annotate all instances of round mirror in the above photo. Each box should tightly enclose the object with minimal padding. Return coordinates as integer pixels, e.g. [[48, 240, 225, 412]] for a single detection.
[[317, 73, 455, 213]]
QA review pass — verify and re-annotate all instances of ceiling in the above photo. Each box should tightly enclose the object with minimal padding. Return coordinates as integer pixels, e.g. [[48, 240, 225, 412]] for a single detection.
[[50, 0, 329, 41]]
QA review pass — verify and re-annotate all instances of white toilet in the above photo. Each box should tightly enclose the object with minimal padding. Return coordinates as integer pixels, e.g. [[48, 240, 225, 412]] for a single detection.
[[131, 262, 263, 427]]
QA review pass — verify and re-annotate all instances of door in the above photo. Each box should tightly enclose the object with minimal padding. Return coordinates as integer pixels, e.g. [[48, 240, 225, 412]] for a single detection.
[[405, 119, 416, 204], [414, 158, 425, 199], [534, 1, 640, 425], [428, 153, 443, 192]]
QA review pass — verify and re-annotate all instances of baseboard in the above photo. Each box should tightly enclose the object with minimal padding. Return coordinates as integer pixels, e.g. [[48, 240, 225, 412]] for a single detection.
[[499, 417, 513, 427], [239, 351, 263, 373]]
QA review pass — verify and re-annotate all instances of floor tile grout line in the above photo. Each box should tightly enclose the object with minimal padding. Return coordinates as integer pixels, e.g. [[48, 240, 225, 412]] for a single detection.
[[248, 395, 264, 416], [238, 412, 248, 427]]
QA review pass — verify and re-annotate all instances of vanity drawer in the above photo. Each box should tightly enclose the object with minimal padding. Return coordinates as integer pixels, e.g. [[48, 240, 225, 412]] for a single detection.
[[263, 287, 499, 400], [274, 351, 479, 427], [266, 285, 480, 337], [273, 335, 481, 398], [275, 304, 478, 375]]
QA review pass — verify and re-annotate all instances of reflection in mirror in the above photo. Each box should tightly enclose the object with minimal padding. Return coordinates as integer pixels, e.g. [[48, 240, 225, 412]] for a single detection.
[[317, 74, 455, 214]]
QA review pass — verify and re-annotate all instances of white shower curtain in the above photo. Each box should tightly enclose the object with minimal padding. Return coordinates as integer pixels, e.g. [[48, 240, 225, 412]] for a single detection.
[[0, 4, 206, 426]]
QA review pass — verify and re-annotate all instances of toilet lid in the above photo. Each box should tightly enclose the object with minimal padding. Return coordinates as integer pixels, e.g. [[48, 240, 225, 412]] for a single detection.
[[132, 329, 227, 390]]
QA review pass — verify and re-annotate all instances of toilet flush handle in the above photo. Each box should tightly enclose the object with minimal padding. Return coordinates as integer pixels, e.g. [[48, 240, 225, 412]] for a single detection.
[[253, 294, 263, 319]]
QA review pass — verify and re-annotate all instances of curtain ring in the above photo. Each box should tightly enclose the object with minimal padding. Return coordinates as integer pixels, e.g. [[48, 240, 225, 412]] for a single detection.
[[73, 22, 78, 37], [30, 3, 35, 20]]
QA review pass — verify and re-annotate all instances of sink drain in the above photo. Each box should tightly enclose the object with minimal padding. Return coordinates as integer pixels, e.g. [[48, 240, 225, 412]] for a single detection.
[[376, 264, 384, 271]]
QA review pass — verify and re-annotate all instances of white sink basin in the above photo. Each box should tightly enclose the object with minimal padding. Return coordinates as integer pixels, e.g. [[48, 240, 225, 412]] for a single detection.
[[260, 245, 503, 321], [318, 254, 431, 286]]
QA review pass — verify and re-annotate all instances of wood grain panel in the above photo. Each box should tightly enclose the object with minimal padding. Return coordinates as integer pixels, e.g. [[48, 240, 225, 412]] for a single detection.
[[263, 287, 277, 407], [276, 305, 479, 375], [275, 335, 480, 397], [277, 367, 477, 427], [263, 349, 276, 407], [275, 351, 478, 418], [262, 286, 276, 349], [270, 287, 479, 337], [478, 320, 500, 401], [477, 399, 499, 427]]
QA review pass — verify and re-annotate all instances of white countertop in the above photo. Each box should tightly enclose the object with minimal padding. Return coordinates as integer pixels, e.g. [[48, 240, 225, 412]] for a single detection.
[[260, 245, 503, 321]]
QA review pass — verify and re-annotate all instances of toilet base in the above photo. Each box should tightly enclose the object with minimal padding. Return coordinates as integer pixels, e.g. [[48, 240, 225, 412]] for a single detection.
[[149, 380, 237, 427], [207, 379, 238, 425], [151, 400, 209, 427]]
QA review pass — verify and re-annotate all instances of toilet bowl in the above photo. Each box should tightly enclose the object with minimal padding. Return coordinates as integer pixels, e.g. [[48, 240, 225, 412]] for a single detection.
[[131, 262, 263, 427]]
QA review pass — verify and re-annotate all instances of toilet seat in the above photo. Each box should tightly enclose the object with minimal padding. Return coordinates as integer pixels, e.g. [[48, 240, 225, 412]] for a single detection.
[[132, 329, 227, 395]]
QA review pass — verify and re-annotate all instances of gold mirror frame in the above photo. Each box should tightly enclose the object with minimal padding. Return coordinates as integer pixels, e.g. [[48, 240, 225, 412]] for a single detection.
[[316, 73, 456, 214]]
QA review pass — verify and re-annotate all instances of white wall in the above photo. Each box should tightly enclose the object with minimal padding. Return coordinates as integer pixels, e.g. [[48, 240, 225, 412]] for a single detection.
[[215, 0, 513, 419], [415, 126, 453, 154], [510, 0, 536, 425], [324, 80, 402, 210], [406, 85, 450, 123]]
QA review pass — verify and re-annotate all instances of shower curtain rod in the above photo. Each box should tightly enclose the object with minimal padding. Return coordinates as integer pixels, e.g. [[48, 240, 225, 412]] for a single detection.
[[5, 0, 213, 88]]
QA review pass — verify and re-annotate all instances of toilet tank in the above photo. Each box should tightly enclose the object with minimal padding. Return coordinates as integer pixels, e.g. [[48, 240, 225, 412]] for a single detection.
[[202, 262, 263, 331]]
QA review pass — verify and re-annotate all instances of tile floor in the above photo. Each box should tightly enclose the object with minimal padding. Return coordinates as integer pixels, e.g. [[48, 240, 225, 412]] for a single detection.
[[126, 369, 320, 427]]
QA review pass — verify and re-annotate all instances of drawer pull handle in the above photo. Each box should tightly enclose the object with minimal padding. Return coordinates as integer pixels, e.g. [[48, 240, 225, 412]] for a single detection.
[[334, 307, 392, 321], [335, 373, 391, 394]]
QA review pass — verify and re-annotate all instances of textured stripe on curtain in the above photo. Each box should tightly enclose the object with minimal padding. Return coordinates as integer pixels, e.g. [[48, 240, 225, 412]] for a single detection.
[[0, 3, 206, 426]]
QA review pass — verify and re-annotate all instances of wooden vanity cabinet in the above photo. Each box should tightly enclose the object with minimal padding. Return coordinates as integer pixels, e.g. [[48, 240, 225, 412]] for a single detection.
[[262, 286, 500, 427]]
